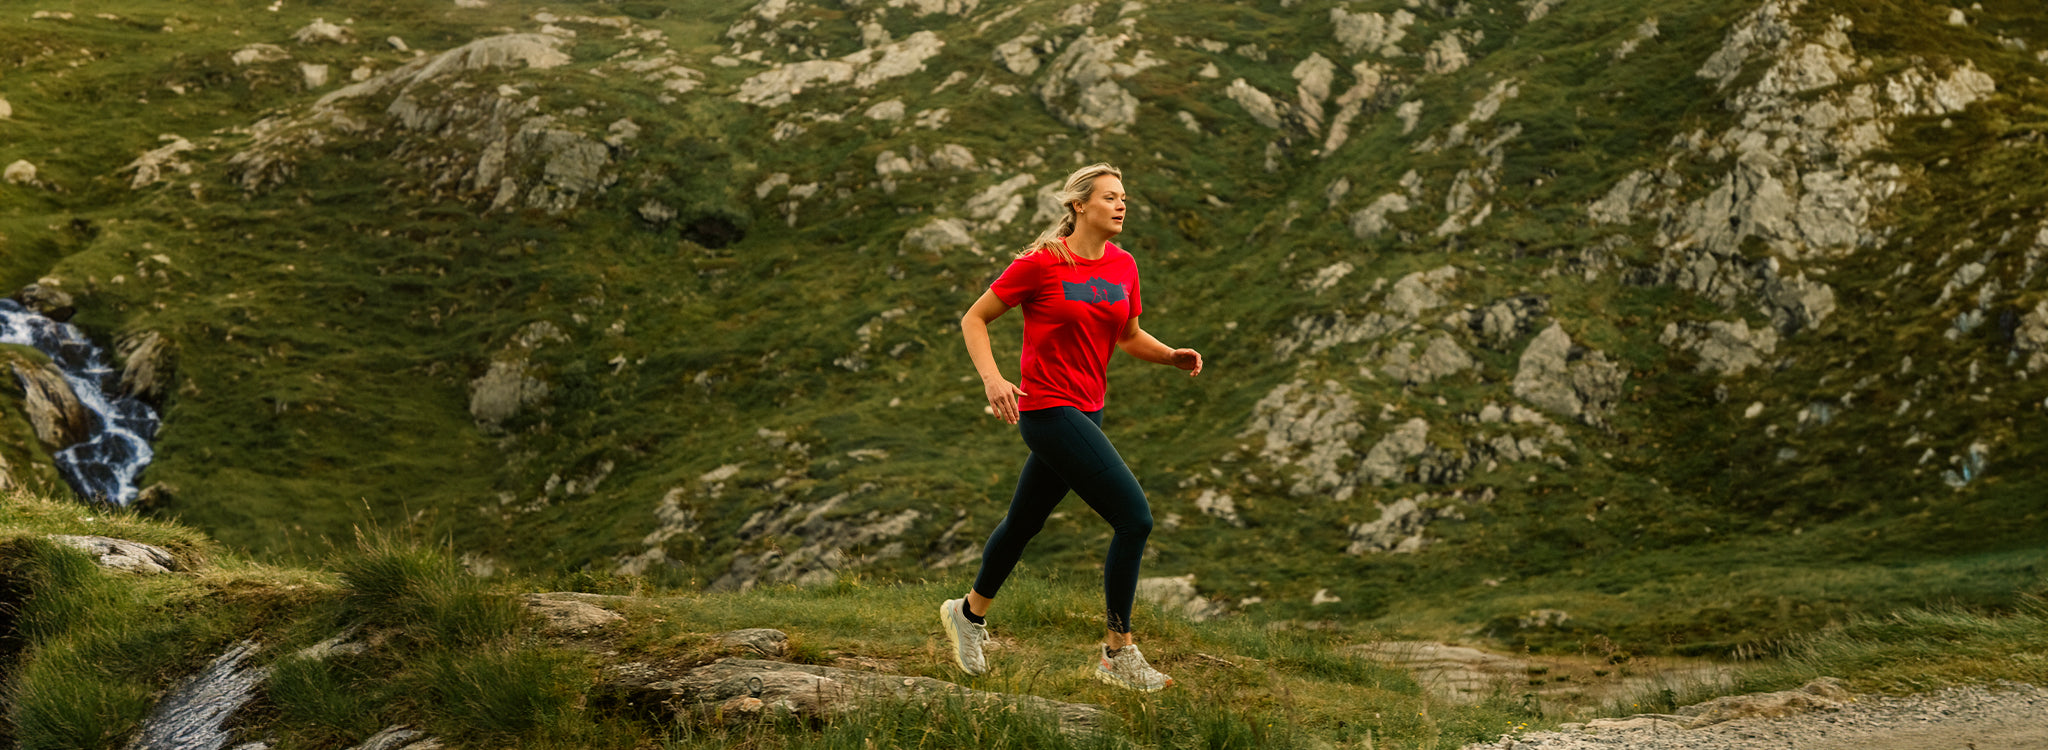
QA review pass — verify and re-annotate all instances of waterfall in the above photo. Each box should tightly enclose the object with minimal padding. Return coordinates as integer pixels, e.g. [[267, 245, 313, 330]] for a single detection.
[[0, 299, 160, 506]]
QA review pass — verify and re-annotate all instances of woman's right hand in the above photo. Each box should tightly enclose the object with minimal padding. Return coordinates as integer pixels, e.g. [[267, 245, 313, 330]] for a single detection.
[[983, 376, 1027, 425]]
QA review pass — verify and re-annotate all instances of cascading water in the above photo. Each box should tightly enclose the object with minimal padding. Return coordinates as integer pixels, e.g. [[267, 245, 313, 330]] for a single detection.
[[0, 299, 159, 506]]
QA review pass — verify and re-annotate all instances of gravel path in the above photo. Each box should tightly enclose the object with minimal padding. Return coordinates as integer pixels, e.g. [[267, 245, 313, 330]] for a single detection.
[[1462, 682, 2048, 750]]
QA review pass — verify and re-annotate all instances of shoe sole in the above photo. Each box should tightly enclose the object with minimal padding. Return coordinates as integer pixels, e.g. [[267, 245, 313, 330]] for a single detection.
[[1094, 665, 1173, 692], [939, 600, 986, 676]]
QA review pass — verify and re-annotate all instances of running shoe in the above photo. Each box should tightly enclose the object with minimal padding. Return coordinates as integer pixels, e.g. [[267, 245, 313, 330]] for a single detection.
[[1095, 643, 1174, 692], [939, 597, 989, 675]]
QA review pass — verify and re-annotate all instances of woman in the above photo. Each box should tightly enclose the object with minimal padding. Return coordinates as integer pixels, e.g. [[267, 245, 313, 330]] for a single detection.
[[939, 163, 1203, 692]]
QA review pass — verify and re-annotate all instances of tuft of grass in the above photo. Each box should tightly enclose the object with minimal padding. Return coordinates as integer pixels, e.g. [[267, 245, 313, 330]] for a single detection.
[[417, 647, 589, 745], [334, 531, 524, 647]]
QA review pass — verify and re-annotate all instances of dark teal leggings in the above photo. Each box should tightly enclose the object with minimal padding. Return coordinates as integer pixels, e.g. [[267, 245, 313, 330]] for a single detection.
[[972, 407, 1153, 633]]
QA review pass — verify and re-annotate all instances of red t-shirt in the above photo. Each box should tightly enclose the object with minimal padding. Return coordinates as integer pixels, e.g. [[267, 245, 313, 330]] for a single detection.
[[988, 242, 1142, 412]]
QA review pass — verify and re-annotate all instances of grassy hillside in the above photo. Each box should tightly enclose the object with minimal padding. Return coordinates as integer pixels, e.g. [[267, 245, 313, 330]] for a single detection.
[[0, 0, 2044, 661]]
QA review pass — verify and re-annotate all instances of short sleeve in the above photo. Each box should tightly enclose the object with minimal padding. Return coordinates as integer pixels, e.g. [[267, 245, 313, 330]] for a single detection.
[[1128, 266, 1142, 318], [989, 254, 1045, 307]]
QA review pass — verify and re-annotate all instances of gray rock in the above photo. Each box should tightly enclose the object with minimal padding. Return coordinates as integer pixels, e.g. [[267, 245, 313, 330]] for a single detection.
[[523, 592, 625, 634], [1330, 8, 1413, 56], [1242, 380, 1363, 497], [1359, 418, 1431, 485], [993, 33, 1043, 76], [1035, 31, 1160, 131], [1224, 78, 1282, 130], [1192, 489, 1243, 527], [900, 218, 977, 255], [1380, 334, 1477, 385], [638, 200, 676, 225], [292, 18, 355, 45], [468, 360, 549, 430], [344, 726, 442, 750], [129, 641, 267, 750], [3, 159, 37, 186], [604, 658, 1104, 735], [116, 330, 177, 404], [0, 96, 11, 119], [10, 284, 75, 322], [1136, 575, 1228, 622], [714, 628, 789, 657], [8, 360, 90, 449], [1660, 319, 1778, 376], [121, 136, 199, 189], [1513, 323, 1625, 426], [710, 489, 922, 591], [1466, 294, 1549, 348], [48, 534, 179, 574], [1350, 193, 1411, 238], [231, 43, 291, 66]]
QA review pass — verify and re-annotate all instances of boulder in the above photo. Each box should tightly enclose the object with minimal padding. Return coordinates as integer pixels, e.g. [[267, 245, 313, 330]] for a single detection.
[[522, 592, 625, 634], [603, 658, 1104, 734], [292, 18, 356, 45], [900, 218, 977, 255], [1225, 79, 1282, 130], [468, 359, 548, 430], [8, 361, 90, 449], [0, 96, 12, 119], [1331, 8, 1413, 57], [115, 330, 177, 405], [1035, 31, 1160, 131], [121, 136, 199, 189], [1466, 294, 1549, 348], [231, 43, 290, 66], [48, 534, 178, 574], [1513, 323, 1625, 426], [1379, 334, 1476, 384], [342, 726, 441, 750], [1676, 677, 1851, 727], [1660, 319, 1778, 376], [10, 284, 75, 322], [3, 160, 37, 186], [714, 628, 789, 657], [1359, 418, 1430, 484], [1136, 575, 1228, 622]]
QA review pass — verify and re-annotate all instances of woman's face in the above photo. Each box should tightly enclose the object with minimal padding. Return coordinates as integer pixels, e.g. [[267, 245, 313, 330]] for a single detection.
[[1074, 176, 1127, 238]]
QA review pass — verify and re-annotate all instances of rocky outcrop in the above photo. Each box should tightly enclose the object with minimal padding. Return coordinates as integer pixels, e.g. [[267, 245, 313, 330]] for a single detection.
[[710, 487, 923, 591], [714, 628, 789, 657], [121, 136, 198, 190], [733, 32, 943, 108], [230, 33, 623, 214], [603, 658, 1104, 734], [469, 321, 567, 431], [128, 641, 266, 750], [48, 534, 179, 574], [1035, 30, 1161, 131], [10, 284, 75, 322], [115, 331, 177, 405], [1379, 334, 1478, 384], [1660, 319, 1779, 376], [9, 360, 90, 449], [1346, 490, 1496, 555], [1512, 323, 1625, 427]]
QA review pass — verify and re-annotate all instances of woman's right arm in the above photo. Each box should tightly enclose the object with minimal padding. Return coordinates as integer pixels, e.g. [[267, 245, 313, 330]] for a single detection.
[[962, 289, 1027, 425]]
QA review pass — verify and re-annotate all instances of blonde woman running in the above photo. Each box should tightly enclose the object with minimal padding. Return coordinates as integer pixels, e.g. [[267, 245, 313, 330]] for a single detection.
[[939, 163, 1203, 692]]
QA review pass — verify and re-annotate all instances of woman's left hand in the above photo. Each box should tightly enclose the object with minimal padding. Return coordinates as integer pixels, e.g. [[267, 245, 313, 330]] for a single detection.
[[1169, 348, 1203, 377]]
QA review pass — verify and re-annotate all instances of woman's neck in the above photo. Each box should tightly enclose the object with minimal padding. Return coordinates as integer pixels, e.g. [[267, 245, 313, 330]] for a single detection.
[[1064, 228, 1110, 260]]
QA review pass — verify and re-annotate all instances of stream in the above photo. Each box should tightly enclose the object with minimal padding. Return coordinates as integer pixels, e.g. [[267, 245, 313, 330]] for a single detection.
[[0, 299, 159, 506]]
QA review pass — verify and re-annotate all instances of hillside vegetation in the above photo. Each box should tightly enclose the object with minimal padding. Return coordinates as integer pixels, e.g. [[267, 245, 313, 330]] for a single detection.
[[0, 0, 2045, 663]]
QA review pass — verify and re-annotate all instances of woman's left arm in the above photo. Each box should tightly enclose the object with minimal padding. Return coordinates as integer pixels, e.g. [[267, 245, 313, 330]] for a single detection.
[[1116, 318, 1202, 376]]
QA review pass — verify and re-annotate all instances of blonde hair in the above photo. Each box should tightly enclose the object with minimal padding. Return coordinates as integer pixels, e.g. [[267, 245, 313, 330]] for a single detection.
[[1020, 162, 1123, 266]]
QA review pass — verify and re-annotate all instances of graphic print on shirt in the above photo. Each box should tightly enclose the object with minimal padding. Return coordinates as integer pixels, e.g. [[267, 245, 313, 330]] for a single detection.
[[1062, 277, 1129, 304]]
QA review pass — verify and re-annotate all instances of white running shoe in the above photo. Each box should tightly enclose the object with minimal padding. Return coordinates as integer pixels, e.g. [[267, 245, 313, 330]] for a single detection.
[[1095, 643, 1174, 692], [939, 598, 989, 675]]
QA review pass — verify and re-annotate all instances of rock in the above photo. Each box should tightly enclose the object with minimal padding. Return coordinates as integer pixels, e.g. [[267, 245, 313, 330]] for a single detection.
[[48, 534, 178, 574], [121, 135, 198, 190], [0, 97, 11, 119], [1331, 8, 1413, 56], [1243, 379, 1364, 497], [863, 99, 905, 120], [1350, 193, 1411, 238], [994, 33, 1043, 76], [1380, 334, 1476, 384], [1193, 489, 1242, 527], [1513, 323, 1625, 426], [604, 658, 1104, 734], [343, 725, 441, 750], [734, 32, 942, 108], [714, 628, 789, 657], [117, 329, 179, 403], [1359, 418, 1431, 485], [1425, 32, 1470, 75], [1349, 641, 1528, 701], [1035, 31, 1160, 131], [523, 592, 625, 633], [1384, 267, 1458, 318], [1292, 53, 1336, 126], [128, 641, 266, 750], [468, 359, 549, 430], [292, 18, 355, 45], [3, 160, 37, 186], [1660, 319, 1778, 376], [301, 62, 330, 87], [2014, 300, 2048, 372], [1136, 575, 1228, 622], [1466, 294, 1549, 348], [638, 200, 676, 224], [900, 218, 977, 255], [8, 360, 90, 449], [1224, 79, 1282, 130], [964, 174, 1037, 230], [1347, 494, 1445, 554], [709, 489, 922, 591], [386, 36, 409, 52], [10, 284, 75, 322], [1676, 677, 1851, 727], [231, 43, 290, 65]]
